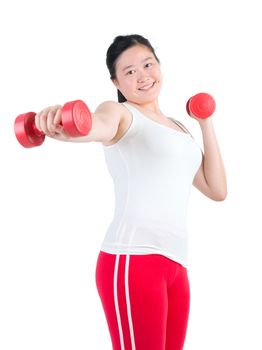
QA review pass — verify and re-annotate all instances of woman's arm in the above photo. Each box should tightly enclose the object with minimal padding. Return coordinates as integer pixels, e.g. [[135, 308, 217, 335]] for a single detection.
[[35, 101, 123, 144], [193, 117, 227, 201]]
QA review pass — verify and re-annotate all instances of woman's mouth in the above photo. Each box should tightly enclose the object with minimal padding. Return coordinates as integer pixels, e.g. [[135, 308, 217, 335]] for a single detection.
[[138, 81, 156, 91]]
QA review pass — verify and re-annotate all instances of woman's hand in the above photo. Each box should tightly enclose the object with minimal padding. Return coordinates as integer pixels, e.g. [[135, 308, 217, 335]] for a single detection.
[[189, 112, 212, 124], [34, 105, 70, 141]]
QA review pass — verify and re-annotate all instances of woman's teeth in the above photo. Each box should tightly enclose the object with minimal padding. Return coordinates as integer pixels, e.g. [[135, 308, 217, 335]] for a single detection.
[[139, 82, 155, 90]]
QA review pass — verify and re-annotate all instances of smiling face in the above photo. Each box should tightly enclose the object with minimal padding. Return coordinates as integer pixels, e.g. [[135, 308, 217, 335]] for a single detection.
[[112, 45, 163, 105]]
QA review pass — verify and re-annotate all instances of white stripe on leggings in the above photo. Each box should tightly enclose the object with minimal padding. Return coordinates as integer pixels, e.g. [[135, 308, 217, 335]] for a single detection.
[[114, 255, 125, 349], [113, 254, 136, 350], [125, 255, 136, 350]]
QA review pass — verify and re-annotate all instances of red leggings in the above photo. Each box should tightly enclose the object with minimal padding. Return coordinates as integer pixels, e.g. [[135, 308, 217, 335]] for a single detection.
[[95, 251, 190, 350]]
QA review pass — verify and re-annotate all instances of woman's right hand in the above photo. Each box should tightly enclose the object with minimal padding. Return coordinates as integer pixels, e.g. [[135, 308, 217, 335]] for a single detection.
[[34, 105, 70, 141]]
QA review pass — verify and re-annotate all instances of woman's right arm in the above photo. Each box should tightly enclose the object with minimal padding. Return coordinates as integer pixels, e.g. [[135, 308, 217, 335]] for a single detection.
[[34, 101, 122, 143]]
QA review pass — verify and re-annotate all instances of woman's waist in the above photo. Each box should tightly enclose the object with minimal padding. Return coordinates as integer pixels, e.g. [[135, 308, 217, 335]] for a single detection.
[[106, 216, 187, 238]]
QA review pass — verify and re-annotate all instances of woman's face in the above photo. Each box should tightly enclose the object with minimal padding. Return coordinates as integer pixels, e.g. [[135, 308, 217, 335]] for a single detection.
[[113, 45, 162, 104]]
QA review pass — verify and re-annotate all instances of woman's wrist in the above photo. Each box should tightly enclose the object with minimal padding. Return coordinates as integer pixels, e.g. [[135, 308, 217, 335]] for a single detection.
[[197, 117, 215, 134]]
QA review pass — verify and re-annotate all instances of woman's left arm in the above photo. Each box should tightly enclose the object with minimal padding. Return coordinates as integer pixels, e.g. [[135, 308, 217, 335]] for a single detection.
[[193, 117, 227, 201]]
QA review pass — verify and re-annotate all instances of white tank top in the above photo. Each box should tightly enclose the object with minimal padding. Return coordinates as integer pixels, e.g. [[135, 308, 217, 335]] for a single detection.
[[100, 102, 202, 267]]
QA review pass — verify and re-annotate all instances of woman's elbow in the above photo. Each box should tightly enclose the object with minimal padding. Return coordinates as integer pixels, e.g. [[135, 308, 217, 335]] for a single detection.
[[211, 190, 228, 201]]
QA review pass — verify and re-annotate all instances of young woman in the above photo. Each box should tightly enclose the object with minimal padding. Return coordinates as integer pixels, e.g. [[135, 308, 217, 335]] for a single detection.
[[35, 34, 227, 350]]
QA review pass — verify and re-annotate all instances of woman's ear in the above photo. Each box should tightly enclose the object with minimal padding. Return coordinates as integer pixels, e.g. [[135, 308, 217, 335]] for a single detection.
[[112, 78, 119, 89]]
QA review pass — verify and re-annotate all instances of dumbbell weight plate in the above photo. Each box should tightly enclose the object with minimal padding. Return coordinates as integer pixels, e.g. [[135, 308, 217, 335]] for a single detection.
[[62, 100, 92, 137], [187, 93, 216, 119], [14, 112, 45, 148]]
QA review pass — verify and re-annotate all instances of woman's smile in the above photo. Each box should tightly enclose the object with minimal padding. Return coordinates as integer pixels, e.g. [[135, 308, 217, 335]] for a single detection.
[[138, 81, 156, 91]]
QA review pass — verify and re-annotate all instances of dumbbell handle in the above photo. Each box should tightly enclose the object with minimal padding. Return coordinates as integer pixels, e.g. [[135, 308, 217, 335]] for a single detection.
[[29, 112, 65, 136]]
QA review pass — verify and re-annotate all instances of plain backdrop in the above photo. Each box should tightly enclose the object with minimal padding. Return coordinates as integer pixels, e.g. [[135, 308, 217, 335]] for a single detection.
[[0, 0, 261, 349]]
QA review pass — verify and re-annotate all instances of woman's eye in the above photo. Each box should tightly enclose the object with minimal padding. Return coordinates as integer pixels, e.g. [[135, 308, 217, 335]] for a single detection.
[[127, 70, 135, 75], [145, 63, 153, 68]]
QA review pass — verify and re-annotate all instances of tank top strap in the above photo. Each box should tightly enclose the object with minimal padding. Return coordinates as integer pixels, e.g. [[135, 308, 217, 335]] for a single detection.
[[121, 102, 140, 120], [169, 118, 194, 138]]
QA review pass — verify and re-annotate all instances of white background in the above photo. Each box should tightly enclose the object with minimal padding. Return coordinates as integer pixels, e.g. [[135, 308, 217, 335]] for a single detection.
[[0, 0, 261, 349]]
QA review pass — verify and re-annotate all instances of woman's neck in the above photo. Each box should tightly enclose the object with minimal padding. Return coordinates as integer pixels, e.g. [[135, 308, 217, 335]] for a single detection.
[[128, 100, 164, 117]]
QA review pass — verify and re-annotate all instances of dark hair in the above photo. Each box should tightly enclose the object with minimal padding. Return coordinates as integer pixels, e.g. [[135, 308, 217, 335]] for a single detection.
[[106, 34, 160, 102]]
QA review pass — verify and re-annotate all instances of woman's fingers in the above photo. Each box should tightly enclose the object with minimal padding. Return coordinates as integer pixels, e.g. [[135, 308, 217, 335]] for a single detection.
[[53, 107, 63, 133], [35, 105, 62, 136], [39, 109, 49, 135]]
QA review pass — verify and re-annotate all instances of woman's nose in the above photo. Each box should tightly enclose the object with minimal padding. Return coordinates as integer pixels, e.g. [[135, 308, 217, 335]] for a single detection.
[[137, 69, 149, 83], [137, 76, 149, 83]]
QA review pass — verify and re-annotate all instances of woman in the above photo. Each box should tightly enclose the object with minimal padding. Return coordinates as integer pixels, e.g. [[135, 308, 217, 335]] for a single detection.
[[35, 34, 227, 350]]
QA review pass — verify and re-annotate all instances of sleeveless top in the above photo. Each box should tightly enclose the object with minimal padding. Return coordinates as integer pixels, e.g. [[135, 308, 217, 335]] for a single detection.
[[100, 101, 202, 267]]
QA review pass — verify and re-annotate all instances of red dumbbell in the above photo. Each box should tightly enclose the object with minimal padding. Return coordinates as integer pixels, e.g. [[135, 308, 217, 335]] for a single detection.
[[186, 92, 216, 119], [14, 100, 92, 148]]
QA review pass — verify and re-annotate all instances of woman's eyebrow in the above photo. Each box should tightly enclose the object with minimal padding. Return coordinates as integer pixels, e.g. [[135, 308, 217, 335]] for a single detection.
[[122, 57, 153, 72]]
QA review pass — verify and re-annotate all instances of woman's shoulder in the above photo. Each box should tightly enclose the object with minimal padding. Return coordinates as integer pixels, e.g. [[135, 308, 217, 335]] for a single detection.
[[95, 100, 132, 127], [97, 101, 133, 147], [95, 100, 128, 115]]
